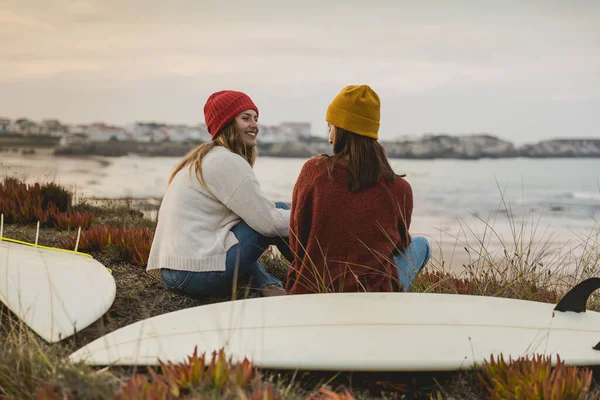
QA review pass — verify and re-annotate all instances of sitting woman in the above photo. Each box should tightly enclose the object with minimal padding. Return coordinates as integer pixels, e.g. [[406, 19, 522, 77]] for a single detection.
[[286, 85, 430, 294], [147, 90, 290, 298]]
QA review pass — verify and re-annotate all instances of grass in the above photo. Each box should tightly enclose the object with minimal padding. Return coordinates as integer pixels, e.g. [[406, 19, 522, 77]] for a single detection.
[[1, 177, 600, 399]]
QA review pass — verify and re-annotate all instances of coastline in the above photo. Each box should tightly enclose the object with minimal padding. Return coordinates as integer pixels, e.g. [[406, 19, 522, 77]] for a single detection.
[[3, 133, 600, 159], [2, 151, 598, 277], [84, 197, 598, 278]]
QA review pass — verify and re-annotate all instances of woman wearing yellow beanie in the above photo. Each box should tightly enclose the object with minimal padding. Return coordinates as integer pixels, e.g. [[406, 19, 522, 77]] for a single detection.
[[285, 85, 430, 294]]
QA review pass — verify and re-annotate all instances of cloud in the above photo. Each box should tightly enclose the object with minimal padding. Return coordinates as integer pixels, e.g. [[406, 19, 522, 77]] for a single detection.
[[0, 9, 56, 32], [0, 0, 599, 142], [0, 60, 100, 82]]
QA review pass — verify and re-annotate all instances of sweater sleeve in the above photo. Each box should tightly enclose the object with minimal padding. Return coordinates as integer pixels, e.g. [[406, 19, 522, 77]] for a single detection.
[[397, 179, 414, 248], [286, 160, 314, 290], [289, 160, 315, 263], [226, 176, 290, 237], [202, 149, 290, 237]]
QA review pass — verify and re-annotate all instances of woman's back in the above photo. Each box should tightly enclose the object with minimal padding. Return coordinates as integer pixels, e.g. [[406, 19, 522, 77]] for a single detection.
[[286, 156, 413, 294], [147, 147, 251, 273], [148, 146, 289, 274]]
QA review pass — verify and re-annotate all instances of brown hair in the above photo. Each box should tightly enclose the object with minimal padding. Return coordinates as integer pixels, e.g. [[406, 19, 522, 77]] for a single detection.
[[168, 120, 257, 190], [326, 126, 403, 192]]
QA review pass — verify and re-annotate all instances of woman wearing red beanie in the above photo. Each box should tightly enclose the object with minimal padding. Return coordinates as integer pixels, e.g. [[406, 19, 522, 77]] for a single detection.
[[285, 85, 430, 294], [147, 90, 291, 298]]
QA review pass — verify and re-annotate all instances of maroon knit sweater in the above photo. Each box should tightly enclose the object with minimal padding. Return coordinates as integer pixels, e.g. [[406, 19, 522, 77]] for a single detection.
[[285, 156, 413, 294]]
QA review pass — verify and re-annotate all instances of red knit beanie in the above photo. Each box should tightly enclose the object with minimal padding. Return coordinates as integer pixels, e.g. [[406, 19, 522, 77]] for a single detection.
[[203, 90, 259, 140]]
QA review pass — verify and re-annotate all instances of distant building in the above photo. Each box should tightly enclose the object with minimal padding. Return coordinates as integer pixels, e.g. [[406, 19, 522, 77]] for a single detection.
[[161, 124, 208, 143], [259, 122, 312, 143], [68, 124, 89, 135], [279, 122, 311, 141], [86, 123, 129, 142], [259, 125, 282, 144], [3, 116, 316, 144], [13, 118, 41, 135], [129, 122, 208, 142], [67, 123, 128, 142], [0, 118, 11, 134], [40, 119, 66, 136], [129, 122, 167, 142]]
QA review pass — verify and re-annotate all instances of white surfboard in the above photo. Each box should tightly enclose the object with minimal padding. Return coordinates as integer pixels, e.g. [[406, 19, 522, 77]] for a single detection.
[[69, 278, 600, 371], [0, 240, 116, 343]]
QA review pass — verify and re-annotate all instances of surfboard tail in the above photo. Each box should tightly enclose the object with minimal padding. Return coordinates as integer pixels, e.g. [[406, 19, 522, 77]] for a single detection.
[[554, 277, 600, 313]]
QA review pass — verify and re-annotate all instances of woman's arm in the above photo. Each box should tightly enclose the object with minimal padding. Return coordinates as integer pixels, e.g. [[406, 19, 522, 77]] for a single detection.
[[397, 179, 414, 248], [286, 161, 315, 291], [202, 150, 290, 237], [226, 175, 290, 237], [289, 165, 313, 262]]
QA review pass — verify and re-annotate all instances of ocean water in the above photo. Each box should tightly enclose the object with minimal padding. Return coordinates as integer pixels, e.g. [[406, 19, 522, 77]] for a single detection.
[[2, 152, 599, 253]]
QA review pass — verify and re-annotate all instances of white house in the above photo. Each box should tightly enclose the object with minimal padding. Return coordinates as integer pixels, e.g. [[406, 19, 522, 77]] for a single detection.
[[67, 124, 88, 135], [129, 122, 167, 141], [128, 122, 208, 142], [279, 122, 311, 141], [13, 118, 41, 135], [85, 123, 129, 142], [162, 125, 204, 142], [40, 119, 66, 136], [259, 125, 283, 144], [0, 118, 11, 134]]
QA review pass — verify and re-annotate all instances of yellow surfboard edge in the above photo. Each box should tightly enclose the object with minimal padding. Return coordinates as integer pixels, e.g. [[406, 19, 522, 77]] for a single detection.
[[0, 237, 113, 274]]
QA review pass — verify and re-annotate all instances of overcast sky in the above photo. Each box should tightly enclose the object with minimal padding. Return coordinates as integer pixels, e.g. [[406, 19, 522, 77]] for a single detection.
[[1, 0, 598, 144]]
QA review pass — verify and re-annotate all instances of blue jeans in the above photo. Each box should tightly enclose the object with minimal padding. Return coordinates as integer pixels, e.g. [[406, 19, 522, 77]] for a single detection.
[[161, 202, 291, 298], [393, 236, 431, 291]]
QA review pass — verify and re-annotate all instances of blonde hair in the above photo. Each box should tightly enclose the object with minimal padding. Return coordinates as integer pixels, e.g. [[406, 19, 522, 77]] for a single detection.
[[168, 120, 257, 190]]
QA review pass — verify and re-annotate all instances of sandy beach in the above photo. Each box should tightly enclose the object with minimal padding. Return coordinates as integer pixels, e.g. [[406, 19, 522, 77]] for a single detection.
[[410, 213, 599, 278]]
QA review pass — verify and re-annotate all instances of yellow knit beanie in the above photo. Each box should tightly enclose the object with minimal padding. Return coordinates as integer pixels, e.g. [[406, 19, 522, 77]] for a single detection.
[[326, 85, 380, 140]]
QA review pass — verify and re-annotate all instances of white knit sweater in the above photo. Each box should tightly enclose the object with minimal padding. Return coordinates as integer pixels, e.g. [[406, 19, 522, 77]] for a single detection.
[[146, 147, 290, 275]]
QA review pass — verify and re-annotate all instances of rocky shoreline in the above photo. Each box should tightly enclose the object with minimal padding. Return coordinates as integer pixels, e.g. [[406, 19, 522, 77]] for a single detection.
[[383, 136, 600, 159], [3, 133, 600, 159]]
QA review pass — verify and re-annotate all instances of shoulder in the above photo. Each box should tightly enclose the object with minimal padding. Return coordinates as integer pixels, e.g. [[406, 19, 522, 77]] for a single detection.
[[303, 154, 328, 170], [391, 175, 413, 196], [203, 147, 253, 175], [205, 146, 245, 164], [394, 175, 411, 188], [298, 155, 328, 179], [293, 156, 329, 191]]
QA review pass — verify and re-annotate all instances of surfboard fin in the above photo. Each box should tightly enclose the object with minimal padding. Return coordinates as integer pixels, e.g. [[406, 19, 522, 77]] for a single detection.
[[554, 277, 600, 313], [593, 341, 600, 351]]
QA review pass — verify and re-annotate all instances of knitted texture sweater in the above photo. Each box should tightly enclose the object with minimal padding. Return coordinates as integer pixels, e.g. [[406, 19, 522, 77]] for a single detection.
[[147, 146, 290, 277], [285, 156, 413, 294]]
